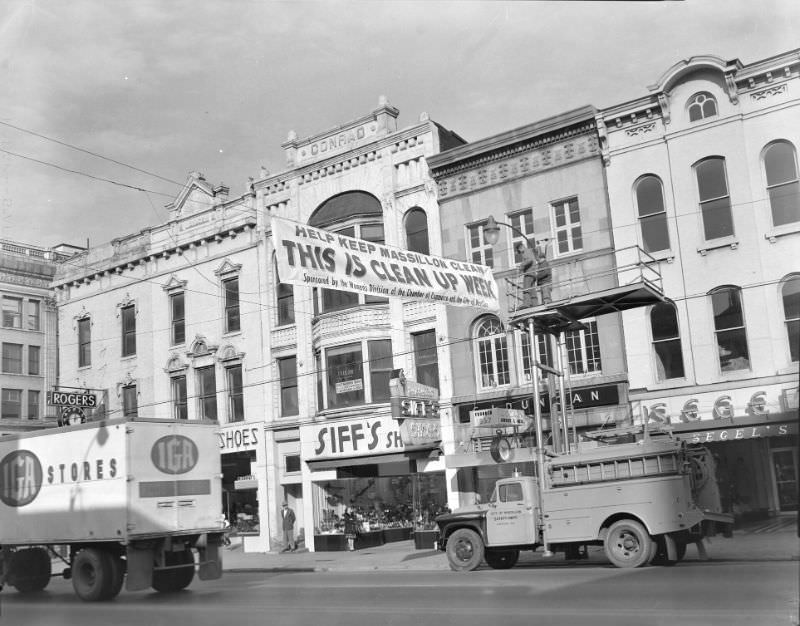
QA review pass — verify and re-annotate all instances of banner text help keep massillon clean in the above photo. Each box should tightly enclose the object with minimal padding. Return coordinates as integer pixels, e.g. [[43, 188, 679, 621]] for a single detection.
[[271, 217, 499, 311]]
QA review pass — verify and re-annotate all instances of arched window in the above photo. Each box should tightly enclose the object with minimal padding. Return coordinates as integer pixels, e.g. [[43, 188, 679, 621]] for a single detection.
[[687, 92, 718, 122], [695, 157, 734, 241], [781, 275, 800, 362], [404, 207, 430, 255], [634, 175, 670, 253], [763, 141, 800, 227], [710, 286, 750, 372], [473, 316, 510, 389], [650, 302, 685, 380], [309, 191, 385, 313]]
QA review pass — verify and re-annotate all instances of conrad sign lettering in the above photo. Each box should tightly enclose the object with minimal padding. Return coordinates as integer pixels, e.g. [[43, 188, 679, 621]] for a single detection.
[[297, 123, 376, 164]]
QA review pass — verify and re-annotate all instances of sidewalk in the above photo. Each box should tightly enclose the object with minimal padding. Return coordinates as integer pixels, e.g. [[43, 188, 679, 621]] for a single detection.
[[222, 516, 799, 573]]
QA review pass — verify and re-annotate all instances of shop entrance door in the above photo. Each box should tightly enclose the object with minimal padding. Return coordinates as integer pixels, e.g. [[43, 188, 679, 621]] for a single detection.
[[771, 447, 799, 512]]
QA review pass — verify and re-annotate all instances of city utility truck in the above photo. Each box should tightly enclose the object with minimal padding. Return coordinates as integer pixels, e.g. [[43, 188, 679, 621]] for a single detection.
[[436, 431, 731, 571], [0, 417, 226, 601]]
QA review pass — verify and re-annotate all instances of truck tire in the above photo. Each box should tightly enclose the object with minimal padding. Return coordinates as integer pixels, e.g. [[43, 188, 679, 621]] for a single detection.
[[72, 548, 114, 602], [604, 519, 653, 568], [152, 549, 195, 593], [9, 547, 51, 593], [446, 528, 484, 572], [105, 555, 126, 600], [484, 549, 519, 570]]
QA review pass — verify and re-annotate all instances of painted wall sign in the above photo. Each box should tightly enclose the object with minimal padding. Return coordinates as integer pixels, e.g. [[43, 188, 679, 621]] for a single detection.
[[636, 384, 796, 428], [272, 216, 499, 311], [218, 424, 260, 453], [297, 122, 376, 164]]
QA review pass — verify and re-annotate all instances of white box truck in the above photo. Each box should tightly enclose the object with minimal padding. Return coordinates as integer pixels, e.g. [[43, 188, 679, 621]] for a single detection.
[[0, 418, 226, 601]]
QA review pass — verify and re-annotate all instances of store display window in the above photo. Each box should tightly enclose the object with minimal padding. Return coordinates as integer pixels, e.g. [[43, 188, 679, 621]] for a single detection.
[[311, 471, 447, 550]]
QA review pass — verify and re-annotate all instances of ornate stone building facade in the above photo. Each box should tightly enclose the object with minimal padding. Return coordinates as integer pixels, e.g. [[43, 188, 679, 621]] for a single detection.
[[599, 49, 800, 519]]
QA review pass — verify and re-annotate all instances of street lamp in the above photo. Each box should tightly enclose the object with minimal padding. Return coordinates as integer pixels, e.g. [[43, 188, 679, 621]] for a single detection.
[[482, 213, 553, 558]]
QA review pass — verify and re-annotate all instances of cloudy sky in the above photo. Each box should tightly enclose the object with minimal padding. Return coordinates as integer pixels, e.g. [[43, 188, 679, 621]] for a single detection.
[[0, 0, 797, 249]]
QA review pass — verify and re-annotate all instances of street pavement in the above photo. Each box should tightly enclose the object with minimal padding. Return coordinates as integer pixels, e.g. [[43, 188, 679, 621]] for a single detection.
[[222, 514, 799, 573]]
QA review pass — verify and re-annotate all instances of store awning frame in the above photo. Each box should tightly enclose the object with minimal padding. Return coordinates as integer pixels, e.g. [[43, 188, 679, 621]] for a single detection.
[[306, 448, 441, 471]]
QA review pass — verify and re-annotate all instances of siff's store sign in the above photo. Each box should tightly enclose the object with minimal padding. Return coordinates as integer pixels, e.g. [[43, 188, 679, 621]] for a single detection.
[[302, 417, 407, 461]]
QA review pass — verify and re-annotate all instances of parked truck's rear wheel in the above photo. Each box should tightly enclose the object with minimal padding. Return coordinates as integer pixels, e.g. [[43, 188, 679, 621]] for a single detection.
[[9, 547, 51, 593], [72, 548, 113, 601], [446, 529, 484, 572], [152, 549, 195, 593], [106, 555, 126, 599], [604, 520, 653, 568], [484, 549, 519, 570]]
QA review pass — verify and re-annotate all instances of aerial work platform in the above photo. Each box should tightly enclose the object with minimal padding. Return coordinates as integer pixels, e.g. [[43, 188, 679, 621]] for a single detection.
[[504, 245, 667, 333]]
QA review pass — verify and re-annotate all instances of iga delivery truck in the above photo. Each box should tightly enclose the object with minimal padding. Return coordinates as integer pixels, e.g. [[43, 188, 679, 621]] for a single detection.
[[0, 418, 226, 601]]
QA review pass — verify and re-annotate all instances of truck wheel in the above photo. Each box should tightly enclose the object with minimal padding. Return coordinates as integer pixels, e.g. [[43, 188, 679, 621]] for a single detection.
[[446, 529, 484, 572], [604, 520, 653, 568], [484, 549, 519, 569], [72, 548, 113, 601], [105, 556, 126, 600], [152, 549, 195, 593], [10, 548, 51, 593]]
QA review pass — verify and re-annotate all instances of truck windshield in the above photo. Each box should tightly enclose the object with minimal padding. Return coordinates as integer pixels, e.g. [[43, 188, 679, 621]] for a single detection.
[[490, 482, 524, 503]]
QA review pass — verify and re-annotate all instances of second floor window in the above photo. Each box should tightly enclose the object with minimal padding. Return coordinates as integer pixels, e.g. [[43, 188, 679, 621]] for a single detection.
[[78, 318, 91, 367], [121, 305, 136, 357], [223, 277, 241, 333], [368, 339, 393, 403], [170, 292, 185, 345], [28, 390, 39, 419], [275, 259, 294, 326], [2, 297, 22, 328], [763, 140, 800, 227], [172, 376, 188, 420], [782, 276, 800, 362], [474, 317, 510, 390], [278, 356, 299, 417], [2, 389, 22, 419], [695, 157, 733, 241], [122, 384, 138, 417], [635, 175, 670, 253], [510, 209, 535, 264], [196, 366, 217, 421], [226, 365, 244, 422], [28, 300, 40, 331], [552, 198, 583, 255], [711, 286, 750, 372], [651, 302, 685, 380], [467, 221, 494, 268], [320, 223, 386, 312], [28, 345, 40, 376], [521, 330, 552, 383], [565, 319, 602, 375], [413, 330, 439, 391], [2, 343, 22, 374]]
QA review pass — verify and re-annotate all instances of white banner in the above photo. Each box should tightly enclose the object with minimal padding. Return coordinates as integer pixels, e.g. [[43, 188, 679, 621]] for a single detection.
[[271, 216, 499, 311]]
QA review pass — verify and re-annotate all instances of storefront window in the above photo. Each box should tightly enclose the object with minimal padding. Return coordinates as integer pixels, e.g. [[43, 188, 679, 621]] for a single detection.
[[311, 472, 447, 544]]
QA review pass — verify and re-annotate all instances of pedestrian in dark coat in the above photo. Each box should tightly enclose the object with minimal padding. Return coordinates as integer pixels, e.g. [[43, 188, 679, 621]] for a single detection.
[[281, 502, 296, 552]]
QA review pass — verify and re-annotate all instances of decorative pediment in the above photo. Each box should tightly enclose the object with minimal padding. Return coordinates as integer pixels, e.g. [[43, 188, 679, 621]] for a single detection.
[[116, 372, 137, 396], [165, 172, 216, 219], [162, 275, 188, 292], [116, 292, 136, 315], [217, 344, 245, 363], [214, 258, 243, 278], [187, 335, 218, 358], [164, 354, 188, 373], [73, 306, 91, 328]]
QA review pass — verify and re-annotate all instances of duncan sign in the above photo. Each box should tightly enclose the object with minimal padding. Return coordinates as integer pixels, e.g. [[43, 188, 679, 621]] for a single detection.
[[271, 216, 499, 311]]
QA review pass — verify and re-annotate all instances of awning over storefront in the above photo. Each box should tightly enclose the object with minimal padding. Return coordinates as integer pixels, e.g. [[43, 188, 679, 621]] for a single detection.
[[306, 448, 440, 471]]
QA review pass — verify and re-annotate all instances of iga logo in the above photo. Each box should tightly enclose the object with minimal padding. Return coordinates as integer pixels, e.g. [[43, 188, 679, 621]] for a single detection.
[[0, 450, 43, 507], [151, 436, 198, 475]]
